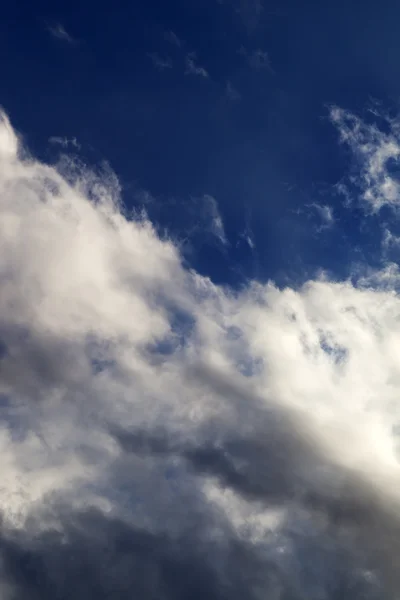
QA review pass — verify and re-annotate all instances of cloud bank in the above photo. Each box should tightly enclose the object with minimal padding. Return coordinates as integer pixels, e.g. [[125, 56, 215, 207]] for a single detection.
[[0, 108, 400, 598]]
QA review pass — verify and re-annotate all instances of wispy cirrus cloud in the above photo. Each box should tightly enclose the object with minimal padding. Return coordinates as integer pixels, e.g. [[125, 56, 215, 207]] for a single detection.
[[239, 46, 274, 72], [1, 108, 400, 599], [49, 136, 81, 150], [147, 52, 173, 70], [202, 194, 228, 245], [185, 52, 209, 78], [46, 22, 77, 45], [164, 30, 182, 47], [226, 80, 241, 101]]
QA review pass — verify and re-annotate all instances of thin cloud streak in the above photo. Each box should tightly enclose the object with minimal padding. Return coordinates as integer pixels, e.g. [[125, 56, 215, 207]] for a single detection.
[[226, 81, 241, 101], [148, 52, 173, 70], [185, 53, 209, 78], [46, 22, 77, 45], [164, 30, 182, 47]]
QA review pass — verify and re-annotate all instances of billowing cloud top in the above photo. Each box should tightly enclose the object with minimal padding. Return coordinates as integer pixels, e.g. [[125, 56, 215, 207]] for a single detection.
[[1, 109, 400, 599]]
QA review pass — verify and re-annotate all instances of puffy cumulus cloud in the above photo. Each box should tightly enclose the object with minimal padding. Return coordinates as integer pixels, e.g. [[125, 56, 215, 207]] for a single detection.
[[0, 109, 400, 599], [331, 106, 400, 212]]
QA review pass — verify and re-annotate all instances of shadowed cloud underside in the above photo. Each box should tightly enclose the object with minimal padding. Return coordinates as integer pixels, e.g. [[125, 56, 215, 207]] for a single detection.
[[1, 107, 400, 599]]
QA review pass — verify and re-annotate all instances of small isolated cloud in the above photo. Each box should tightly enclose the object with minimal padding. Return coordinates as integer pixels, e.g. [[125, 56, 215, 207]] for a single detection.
[[331, 106, 400, 212], [239, 227, 255, 250], [185, 52, 209, 78], [148, 52, 173, 70], [239, 46, 273, 72], [49, 136, 81, 150], [164, 30, 182, 47], [226, 81, 241, 101], [46, 22, 77, 45], [308, 203, 335, 231]]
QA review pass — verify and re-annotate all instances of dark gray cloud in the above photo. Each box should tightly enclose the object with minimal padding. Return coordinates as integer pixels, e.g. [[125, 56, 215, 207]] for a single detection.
[[0, 491, 384, 600]]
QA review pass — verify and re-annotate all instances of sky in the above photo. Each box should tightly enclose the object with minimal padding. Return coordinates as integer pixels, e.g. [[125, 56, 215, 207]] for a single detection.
[[3, 0, 400, 598]]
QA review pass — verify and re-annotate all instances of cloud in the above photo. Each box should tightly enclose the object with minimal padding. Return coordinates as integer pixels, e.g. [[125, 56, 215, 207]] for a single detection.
[[307, 203, 335, 231], [382, 229, 400, 254], [238, 220, 255, 250], [164, 30, 182, 47], [226, 81, 241, 101], [1, 109, 400, 598], [202, 194, 228, 245], [185, 53, 209, 78], [239, 47, 273, 72], [147, 53, 173, 70], [48, 136, 81, 150], [331, 106, 400, 212], [46, 22, 77, 45]]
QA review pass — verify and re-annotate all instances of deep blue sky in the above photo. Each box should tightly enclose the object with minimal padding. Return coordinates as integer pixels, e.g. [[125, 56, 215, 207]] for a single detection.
[[2, 0, 400, 286]]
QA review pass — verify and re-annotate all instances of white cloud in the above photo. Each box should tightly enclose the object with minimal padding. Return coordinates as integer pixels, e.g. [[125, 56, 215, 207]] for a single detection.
[[307, 203, 335, 231], [331, 106, 400, 211], [46, 22, 77, 45], [1, 110, 400, 597], [0, 112, 18, 158], [185, 53, 209, 78]]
